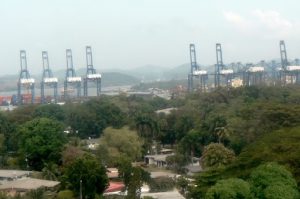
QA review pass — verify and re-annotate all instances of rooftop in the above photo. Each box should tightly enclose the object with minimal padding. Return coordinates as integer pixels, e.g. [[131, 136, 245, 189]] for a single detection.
[[0, 170, 30, 179], [0, 178, 60, 190]]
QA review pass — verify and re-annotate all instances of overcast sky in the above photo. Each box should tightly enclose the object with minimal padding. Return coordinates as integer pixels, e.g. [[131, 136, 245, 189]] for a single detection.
[[0, 0, 299, 75]]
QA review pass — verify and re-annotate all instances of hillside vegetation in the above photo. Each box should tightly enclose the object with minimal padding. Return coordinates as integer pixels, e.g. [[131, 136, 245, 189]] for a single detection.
[[0, 85, 300, 198]]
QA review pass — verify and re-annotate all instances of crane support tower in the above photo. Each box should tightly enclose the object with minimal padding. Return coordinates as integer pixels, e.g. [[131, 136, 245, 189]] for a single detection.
[[64, 49, 82, 99], [244, 61, 265, 86], [279, 40, 300, 84], [215, 43, 233, 88], [188, 44, 207, 92], [41, 51, 58, 103], [83, 46, 101, 97], [17, 50, 35, 105], [279, 40, 288, 84]]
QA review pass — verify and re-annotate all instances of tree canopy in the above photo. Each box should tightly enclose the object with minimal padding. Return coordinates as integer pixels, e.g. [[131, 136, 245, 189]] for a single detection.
[[201, 143, 235, 169], [249, 162, 299, 199], [18, 118, 66, 170], [98, 126, 143, 165], [206, 178, 252, 199], [63, 154, 108, 199]]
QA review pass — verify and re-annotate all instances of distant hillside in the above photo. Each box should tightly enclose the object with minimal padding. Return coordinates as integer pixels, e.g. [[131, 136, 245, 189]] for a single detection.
[[0, 70, 140, 92], [163, 64, 189, 80], [133, 79, 187, 91], [121, 64, 215, 81], [119, 65, 170, 82], [101, 72, 140, 87], [52, 68, 140, 86]]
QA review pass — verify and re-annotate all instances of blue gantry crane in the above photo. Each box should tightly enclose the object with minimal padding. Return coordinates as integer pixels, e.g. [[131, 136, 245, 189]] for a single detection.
[[17, 50, 35, 105], [41, 51, 58, 103], [64, 49, 82, 99], [83, 46, 101, 97], [215, 43, 233, 88], [279, 40, 300, 84], [187, 44, 207, 92]]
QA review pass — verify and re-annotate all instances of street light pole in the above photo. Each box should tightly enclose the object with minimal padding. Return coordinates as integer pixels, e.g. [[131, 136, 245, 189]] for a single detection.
[[80, 179, 82, 199]]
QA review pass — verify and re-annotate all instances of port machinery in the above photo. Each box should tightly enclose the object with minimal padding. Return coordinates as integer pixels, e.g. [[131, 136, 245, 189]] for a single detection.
[[279, 40, 300, 85], [215, 43, 234, 88], [64, 49, 82, 99], [243, 61, 265, 86], [17, 50, 35, 105], [83, 46, 102, 97], [40, 51, 58, 103], [188, 44, 208, 92]]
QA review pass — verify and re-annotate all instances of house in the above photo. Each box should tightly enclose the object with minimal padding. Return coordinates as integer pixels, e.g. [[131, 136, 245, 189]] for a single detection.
[[0, 170, 30, 183], [107, 168, 119, 179], [144, 148, 174, 167], [103, 182, 125, 196], [0, 178, 60, 196], [155, 108, 177, 115]]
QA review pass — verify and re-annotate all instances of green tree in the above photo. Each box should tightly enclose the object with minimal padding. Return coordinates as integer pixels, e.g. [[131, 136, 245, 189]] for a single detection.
[[179, 130, 202, 161], [166, 154, 189, 173], [201, 143, 235, 169], [42, 162, 60, 181], [176, 176, 189, 195], [84, 99, 126, 129], [33, 104, 65, 121], [148, 176, 175, 192], [98, 127, 143, 165], [65, 105, 102, 138], [214, 126, 230, 144], [25, 188, 46, 199], [0, 112, 17, 153], [18, 118, 66, 170], [135, 114, 158, 140], [64, 154, 108, 199], [61, 145, 85, 167], [174, 114, 194, 141], [7, 105, 37, 125], [149, 97, 169, 110], [57, 190, 74, 199], [206, 178, 252, 199], [249, 162, 299, 199], [0, 113, 18, 154], [127, 167, 150, 199], [117, 157, 150, 199], [0, 192, 8, 199]]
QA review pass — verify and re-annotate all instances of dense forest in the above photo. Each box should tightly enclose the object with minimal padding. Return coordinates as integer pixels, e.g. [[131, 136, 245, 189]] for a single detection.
[[0, 85, 300, 198]]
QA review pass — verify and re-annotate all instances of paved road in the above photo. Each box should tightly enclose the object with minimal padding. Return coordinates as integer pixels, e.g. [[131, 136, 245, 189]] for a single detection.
[[141, 189, 185, 199]]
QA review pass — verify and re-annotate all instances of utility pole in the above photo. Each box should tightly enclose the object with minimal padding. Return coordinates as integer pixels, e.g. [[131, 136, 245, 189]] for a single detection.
[[80, 179, 82, 199]]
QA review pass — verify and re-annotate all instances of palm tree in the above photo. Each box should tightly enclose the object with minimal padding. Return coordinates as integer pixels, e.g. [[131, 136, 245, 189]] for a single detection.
[[214, 126, 230, 144]]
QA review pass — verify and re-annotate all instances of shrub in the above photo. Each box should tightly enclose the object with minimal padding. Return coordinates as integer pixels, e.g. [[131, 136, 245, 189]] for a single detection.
[[149, 176, 175, 192]]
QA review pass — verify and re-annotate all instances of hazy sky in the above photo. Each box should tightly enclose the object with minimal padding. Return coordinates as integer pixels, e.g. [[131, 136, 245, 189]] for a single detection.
[[0, 0, 299, 75]]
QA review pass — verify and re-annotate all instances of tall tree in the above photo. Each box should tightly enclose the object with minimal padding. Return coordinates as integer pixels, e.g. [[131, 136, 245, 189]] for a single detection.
[[206, 178, 252, 199], [18, 118, 66, 170], [64, 154, 108, 199], [33, 104, 65, 121], [179, 130, 202, 160], [117, 157, 150, 199], [249, 162, 299, 199], [97, 127, 143, 165], [65, 104, 102, 138], [201, 143, 235, 169]]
